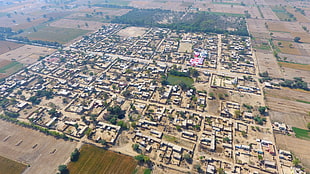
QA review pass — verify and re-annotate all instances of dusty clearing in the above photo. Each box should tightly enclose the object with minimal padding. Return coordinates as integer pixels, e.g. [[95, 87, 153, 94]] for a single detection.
[[0, 120, 77, 174], [178, 42, 192, 53], [117, 27, 147, 37], [0, 41, 24, 55], [67, 144, 137, 174]]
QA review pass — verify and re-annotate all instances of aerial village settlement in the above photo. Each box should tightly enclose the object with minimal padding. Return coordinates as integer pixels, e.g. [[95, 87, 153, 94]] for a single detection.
[[0, 0, 309, 174]]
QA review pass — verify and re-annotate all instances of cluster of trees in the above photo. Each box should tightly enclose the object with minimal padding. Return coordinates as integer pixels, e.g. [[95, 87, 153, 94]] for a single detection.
[[4, 111, 20, 118], [8, 36, 62, 48], [104, 105, 125, 125], [0, 114, 68, 140], [93, 3, 134, 9], [280, 77, 308, 91], [28, 89, 54, 105], [0, 27, 22, 40], [112, 9, 249, 36], [169, 67, 199, 78]]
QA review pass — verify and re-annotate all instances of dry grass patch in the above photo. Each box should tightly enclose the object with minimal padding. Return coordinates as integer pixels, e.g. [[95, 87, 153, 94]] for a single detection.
[[0, 155, 27, 174], [278, 62, 310, 71]]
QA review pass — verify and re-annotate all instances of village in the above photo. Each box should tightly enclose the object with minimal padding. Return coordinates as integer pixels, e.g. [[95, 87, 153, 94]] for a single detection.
[[0, 24, 302, 174]]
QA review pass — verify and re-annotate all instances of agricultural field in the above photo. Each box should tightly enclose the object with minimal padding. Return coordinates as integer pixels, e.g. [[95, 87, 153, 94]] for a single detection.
[[67, 144, 137, 174], [0, 45, 55, 65], [278, 62, 310, 71], [293, 127, 310, 140], [19, 26, 89, 44], [0, 61, 23, 79], [0, 155, 27, 174], [274, 40, 301, 55], [50, 19, 104, 31], [0, 41, 24, 55]]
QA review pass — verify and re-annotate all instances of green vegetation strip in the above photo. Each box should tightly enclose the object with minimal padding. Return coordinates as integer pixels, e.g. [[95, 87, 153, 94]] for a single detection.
[[0, 155, 27, 174], [292, 127, 310, 140], [67, 144, 137, 174], [296, 99, 310, 104], [0, 61, 23, 73]]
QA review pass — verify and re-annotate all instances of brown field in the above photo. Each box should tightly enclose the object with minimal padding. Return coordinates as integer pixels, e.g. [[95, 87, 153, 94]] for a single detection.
[[0, 155, 27, 174], [278, 53, 310, 64], [274, 40, 301, 55], [67, 144, 137, 174], [255, 50, 283, 78], [0, 120, 77, 174], [278, 62, 310, 71], [50, 19, 104, 31], [260, 6, 279, 20], [281, 67, 310, 83], [0, 45, 55, 65], [246, 19, 270, 38], [267, 21, 290, 33], [275, 134, 310, 172], [0, 41, 24, 55], [11, 18, 48, 31], [266, 88, 310, 116], [291, 32, 310, 43], [286, 7, 310, 23]]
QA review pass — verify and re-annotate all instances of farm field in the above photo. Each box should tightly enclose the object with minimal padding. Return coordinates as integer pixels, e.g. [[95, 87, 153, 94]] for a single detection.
[[67, 144, 137, 174], [0, 45, 55, 65], [0, 41, 24, 55], [0, 61, 23, 78], [0, 155, 27, 174], [273, 41, 301, 55], [49, 19, 104, 31], [293, 127, 310, 140], [19, 26, 89, 44]]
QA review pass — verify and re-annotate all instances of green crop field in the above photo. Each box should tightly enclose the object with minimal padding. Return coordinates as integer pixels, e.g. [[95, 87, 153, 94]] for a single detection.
[[20, 26, 89, 44], [67, 144, 137, 174], [292, 127, 310, 140], [0, 155, 27, 174], [0, 61, 23, 73], [167, 75, 194, 87]]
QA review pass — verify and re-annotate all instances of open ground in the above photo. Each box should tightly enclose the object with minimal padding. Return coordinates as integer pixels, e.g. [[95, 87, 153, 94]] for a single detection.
[[117, 27, 147, 37], [0, 119, 77, 174]]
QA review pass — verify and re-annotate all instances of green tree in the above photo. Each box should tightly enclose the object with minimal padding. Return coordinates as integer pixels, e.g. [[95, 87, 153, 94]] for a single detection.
[[70, 148, 80, 162], [58, 165, 68, 174], [294, 36, 301, 42], [292, 157, 300, 167], [307, 122, 310, 130]]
